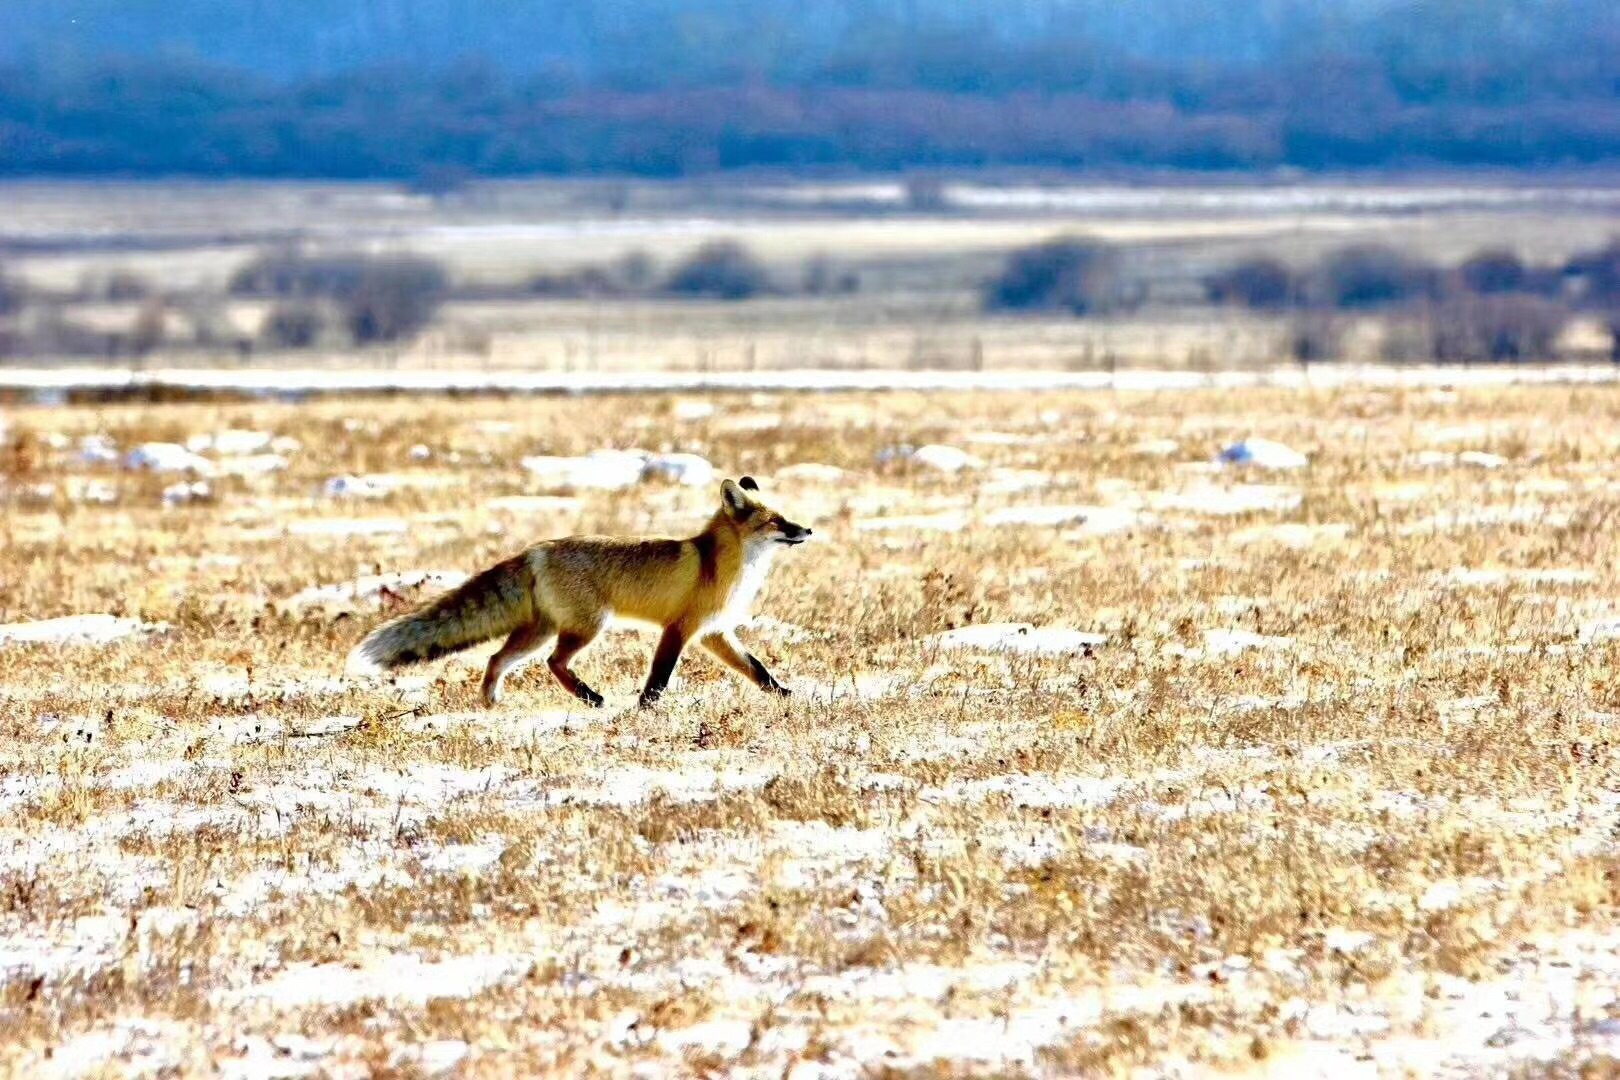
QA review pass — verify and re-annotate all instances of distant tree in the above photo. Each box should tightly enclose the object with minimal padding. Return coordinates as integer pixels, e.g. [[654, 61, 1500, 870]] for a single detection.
[[1205, 256, 1298, 310], [9, 303, 119, 358], [128, 298, 167, 357], [230, 251, 367, 299], [1314, 245, 1440, 310], [260, 303, 325, 349], [343, 257, 449, 343], [1566, 239, 1620, 307], [1289, 313, 1342, 363], [1, 4, 1619, 178], [176, 294, 240, 351], [984, 237, 1123, 316], [662, 241, 772, 300], [77, 268, 154, 302], [614, 250, 656, 291], [1425, 296, 1569, 363], [0, 265, 26, 317], [602, 183, 632, 215], [527, 251, 660, 298], [230, 250, 447, 344], [1457, 248, 1527, 294], [1562, 239, 1620, 360], [801, 255, 860, 296]]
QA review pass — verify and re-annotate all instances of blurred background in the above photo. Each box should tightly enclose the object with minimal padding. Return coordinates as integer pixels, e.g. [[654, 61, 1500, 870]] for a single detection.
[[2, 0, 1619, 379]]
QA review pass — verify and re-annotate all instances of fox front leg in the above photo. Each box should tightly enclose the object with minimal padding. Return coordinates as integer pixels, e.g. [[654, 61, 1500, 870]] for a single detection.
[[639, 626, 689, 708]]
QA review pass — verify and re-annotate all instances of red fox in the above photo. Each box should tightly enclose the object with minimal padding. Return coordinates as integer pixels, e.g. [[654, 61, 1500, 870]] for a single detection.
[[347, 477, 811, 708]]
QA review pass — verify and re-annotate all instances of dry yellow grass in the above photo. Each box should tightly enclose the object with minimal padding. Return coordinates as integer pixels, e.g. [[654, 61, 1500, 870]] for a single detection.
[[3, 385, 1620, 1076]]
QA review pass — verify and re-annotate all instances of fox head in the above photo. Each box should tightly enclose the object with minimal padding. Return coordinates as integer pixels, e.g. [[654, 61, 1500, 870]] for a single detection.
[[719, 476, 813, 546]]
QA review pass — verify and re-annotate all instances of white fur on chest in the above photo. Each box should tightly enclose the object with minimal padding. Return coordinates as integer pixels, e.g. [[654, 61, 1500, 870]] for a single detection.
[[715, 541, 777, 629]]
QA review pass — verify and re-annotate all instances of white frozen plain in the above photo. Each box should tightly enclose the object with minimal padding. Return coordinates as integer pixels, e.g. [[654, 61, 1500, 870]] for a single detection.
[[6, 363, 1620, 400]]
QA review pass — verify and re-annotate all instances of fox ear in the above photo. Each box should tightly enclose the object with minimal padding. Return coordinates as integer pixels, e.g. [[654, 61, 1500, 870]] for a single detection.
[[720, 478, 750, 515], [738, 476, 759, 492]]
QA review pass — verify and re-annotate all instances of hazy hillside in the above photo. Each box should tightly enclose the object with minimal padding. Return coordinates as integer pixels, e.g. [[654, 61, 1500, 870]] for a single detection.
[[2, 0, 1594, 80], [1, 0, 1617, 177]]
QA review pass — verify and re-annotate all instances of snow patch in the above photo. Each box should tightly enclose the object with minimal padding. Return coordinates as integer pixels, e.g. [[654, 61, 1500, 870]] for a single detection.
[[657, 1020, 756, 1058], [672, 401, 716, 421], [1402, 504, 1567, 534], [161, 480, 211, 506], [185, 429, 291, 455], [879, 444, 981, 473], [217, 453, 287, 477], [1578, 618, 1620, 645], [929, 623, 1105, 656], [390, 1040, 470, 1077], [1062, 505, 1146, 535], [281, 570, 468, 613], [1413, 449, 1508, 469], [0, 614, 168, 648], [641, 452, 715, 487], [1323, 928, 1378, 954], [38, 1018, 185, 1078], [124, 442, 215, 475], [981, 468, 1052, 494], [519, 449, 715, 491], [76, 434, 119, 465], [934, 774, 1125, 810], [235, 954, 533, 1009], [323, 474, 391, 499], [545, 764, 774, 809], [985, 504, 1083, 528], [1192, 628, 1295, 657], [1219, 437, 1308, 470], [522, 449, 648, 491]]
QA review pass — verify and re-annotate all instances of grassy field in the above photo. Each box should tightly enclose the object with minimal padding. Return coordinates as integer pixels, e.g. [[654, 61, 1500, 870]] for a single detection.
[[3, 384, 1620, 1075]]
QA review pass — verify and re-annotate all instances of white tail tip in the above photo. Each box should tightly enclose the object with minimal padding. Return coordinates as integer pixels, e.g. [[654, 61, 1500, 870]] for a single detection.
[[345, 643, 385, 677]]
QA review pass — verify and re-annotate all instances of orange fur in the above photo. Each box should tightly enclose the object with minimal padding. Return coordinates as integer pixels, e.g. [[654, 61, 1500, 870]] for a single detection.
[[347, 477, 810, 708]]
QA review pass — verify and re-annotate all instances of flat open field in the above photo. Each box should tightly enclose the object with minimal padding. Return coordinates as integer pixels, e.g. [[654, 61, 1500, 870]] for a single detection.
[[4, 385, 1620, 1076], [5, 177, 1618, 374]]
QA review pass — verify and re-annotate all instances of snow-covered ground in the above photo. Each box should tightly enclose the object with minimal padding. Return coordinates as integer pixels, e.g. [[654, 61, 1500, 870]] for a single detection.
[[3, 384, 1619, 1076]]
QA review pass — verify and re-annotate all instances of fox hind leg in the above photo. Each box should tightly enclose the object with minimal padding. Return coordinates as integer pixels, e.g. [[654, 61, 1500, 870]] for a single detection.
[[482, 620, 552, 707], [701, 631, 790, 696], [548, 625, 605, 708]]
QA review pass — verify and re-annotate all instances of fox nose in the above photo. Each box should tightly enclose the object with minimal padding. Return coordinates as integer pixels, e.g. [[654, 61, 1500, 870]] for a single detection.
[[802, 527, 813, 536]]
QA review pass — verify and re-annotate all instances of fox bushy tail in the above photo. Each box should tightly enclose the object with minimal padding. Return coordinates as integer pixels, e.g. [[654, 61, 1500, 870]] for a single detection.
[[347, 556, 534, 674]]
